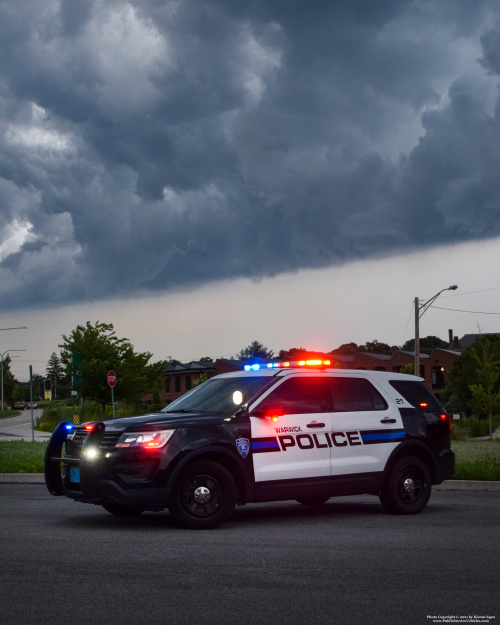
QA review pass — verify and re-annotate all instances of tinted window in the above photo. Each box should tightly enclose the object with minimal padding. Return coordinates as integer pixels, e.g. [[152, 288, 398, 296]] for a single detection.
[[389, 380, 442, 411], [262, 377, 330, 414], [326, 377, 388, 412]]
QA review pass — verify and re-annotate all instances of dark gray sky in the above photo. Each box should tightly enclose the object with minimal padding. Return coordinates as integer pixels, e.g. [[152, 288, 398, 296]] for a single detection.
[[1, 0, 500, 311]]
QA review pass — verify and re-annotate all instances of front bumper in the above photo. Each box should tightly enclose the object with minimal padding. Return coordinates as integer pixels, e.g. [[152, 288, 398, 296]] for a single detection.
[[45, 422, 177, 511]]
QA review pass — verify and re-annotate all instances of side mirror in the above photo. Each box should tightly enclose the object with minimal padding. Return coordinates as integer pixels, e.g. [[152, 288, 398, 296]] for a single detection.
[[251, 402, 285, 419]]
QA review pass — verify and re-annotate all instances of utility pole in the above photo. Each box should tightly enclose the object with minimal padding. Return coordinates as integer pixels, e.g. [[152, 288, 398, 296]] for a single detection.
[[414, 297, 420, 378], [29, 365, 34, 442], [414, 285, 458, 379]]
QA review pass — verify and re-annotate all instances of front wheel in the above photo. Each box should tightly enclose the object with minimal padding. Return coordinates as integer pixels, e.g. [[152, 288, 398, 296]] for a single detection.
[[168, 460, 237, 529], [379, 456, 431, 515]]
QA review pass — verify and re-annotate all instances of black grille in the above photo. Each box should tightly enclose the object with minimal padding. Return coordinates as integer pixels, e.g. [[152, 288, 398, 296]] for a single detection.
[[99, 431, 122, 452]]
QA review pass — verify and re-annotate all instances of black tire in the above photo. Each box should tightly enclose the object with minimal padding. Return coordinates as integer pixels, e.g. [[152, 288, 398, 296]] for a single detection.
[[379, 456, 431, 515], [168, 460, 237, 529], [102, 503, 145, 516], [296, 497, 330, 506]]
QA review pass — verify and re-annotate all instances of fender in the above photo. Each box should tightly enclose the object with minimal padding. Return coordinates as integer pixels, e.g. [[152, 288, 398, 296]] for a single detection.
[[164, 445, 255, 504], [382, 439, 438, 482]]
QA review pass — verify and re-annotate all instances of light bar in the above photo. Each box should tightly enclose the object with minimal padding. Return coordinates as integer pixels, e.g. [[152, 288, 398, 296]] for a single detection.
[[244, 360, 331, 371]]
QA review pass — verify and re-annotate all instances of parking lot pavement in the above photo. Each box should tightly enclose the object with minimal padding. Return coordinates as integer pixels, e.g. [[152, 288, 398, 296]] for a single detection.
[[0, 486, 498, 625], [0, 409, 49, 441]]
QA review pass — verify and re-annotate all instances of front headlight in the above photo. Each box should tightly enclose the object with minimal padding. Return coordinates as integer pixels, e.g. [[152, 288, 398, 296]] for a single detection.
[[116, 429, 175, 449]]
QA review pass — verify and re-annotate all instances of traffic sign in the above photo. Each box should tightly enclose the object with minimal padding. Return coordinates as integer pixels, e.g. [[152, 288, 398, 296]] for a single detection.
[[107, 371, 117, 387]]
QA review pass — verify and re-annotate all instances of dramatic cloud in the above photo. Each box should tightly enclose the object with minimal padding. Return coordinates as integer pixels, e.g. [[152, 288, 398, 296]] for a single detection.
[[0, 0, 499, 309]]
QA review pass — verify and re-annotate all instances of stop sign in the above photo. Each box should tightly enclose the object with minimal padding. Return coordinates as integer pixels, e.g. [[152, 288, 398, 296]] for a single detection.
[[107, 371, 117, 387]]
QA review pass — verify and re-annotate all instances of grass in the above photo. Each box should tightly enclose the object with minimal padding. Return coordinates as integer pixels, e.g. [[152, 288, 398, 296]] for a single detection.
[[0, 410, 20, 419], [0, 440, 47, 473]]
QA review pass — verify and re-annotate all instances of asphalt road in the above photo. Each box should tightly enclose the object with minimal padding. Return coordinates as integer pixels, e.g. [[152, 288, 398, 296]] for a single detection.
[[0, 486, 498, 625], [0, 409, 48, 441]]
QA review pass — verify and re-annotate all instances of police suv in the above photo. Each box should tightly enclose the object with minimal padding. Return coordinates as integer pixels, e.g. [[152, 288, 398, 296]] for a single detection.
[[45, 361, 455, 529]]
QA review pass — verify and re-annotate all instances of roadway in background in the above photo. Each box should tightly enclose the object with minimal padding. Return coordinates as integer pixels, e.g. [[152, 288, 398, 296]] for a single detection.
[[0, 486, 498, 625], [0, 409, 48, 441]]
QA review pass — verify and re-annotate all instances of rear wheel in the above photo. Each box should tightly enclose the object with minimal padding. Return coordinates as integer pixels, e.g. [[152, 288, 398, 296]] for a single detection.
[[102, 503, 145, 516], [380, 456, 431, 515], [296, 497, 330, 506], [168, 460, 237, 529]]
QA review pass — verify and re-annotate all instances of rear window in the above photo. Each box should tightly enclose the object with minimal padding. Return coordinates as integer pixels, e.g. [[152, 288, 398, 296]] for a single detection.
[[389, 380, 443, 411], [326, 378, 388, 412]]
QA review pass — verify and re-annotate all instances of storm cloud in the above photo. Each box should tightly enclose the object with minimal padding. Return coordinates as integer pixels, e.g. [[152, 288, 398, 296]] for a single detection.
[[0, 0, 499, 309]]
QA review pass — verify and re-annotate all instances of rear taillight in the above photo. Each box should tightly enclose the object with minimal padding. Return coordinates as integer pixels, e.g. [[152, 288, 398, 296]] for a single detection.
[[439, 413, 451, 435]]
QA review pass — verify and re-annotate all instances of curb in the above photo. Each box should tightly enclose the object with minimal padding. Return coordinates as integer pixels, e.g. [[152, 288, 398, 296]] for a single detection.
[[0, 474, 45, 483], [0, 474, 499, 491], [432, 480, 500, 492]]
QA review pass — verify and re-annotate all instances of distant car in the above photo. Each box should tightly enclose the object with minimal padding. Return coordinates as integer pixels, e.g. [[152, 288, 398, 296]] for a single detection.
[[12, 402, 25, 410], [27, 402, 38, 409]]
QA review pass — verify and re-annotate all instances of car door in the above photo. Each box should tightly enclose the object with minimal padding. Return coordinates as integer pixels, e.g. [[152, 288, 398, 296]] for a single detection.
[[249, 375, 333, 482], [325, 375, 404, 476]]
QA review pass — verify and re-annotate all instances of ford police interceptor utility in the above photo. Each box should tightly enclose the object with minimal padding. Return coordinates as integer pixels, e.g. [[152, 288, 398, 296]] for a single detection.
[[45, 362, 455, 529]]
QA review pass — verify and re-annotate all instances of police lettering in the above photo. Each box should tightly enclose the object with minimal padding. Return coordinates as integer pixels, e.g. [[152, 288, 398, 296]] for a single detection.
[[274, 426, 302, 433], [278, 431, 363, 451]]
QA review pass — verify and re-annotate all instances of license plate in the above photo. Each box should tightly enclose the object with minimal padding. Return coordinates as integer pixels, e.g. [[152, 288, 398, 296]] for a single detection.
[[70, 468, 80, 483]]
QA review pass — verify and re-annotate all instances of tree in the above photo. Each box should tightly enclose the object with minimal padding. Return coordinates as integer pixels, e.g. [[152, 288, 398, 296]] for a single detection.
[[441, 334, 500, 415], [12, 385, 30, 402], [467, 339, 500, 440], [236, 341, 274, 361], [278, 347, 307, 359], [363, 340, 394, 355], [199, 357, 213, 362], [1, 355, 16, 406], [46, 352, 65, 399], [193, 372, 209, 387], [402, 336, 448, 354], [330, 343, 359, 356], [60, 321, 153, 412], [400, 364, 415, 375]]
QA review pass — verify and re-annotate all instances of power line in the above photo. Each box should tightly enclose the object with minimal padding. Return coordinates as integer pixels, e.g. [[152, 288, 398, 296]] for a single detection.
[[440, 286, 500, 299], [430, 305, 500, 315]]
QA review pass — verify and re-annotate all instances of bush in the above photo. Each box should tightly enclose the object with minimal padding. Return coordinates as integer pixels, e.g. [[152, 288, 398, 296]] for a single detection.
[[0, 410, 20, 418], [450, 416, 500, 440], [35, 401, 144, 432]]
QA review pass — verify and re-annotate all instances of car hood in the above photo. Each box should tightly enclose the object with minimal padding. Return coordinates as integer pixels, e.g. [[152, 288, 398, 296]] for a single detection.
[[102, 412, 229, 432]]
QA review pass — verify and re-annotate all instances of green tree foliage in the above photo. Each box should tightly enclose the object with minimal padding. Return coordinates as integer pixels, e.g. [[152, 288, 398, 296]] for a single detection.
[[199, 357, 213, 362], [400, 363, 415, 375], [363, 340, 394, 354], [1, 355, 16, 405], [278, 347, 307, 359], [402, 336, 448, 354], [330, 342, 359, 356], [12, 385, 30, 402], [441, 334, 500, 416], [193, 372, 209, 387], [46, 352, 66, 399], [60, 321, 153, 412], [467, 339, 500, 440], [236, 341, 274, 361]]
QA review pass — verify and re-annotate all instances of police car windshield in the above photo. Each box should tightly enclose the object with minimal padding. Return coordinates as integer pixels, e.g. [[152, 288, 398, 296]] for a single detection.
[[161, 377, 270, 415]]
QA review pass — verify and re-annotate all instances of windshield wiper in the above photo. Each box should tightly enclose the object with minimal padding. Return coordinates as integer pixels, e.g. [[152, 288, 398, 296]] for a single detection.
[[167, 409, 203, 413]]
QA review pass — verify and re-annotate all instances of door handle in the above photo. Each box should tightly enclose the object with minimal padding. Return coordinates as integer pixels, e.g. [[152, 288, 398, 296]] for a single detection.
[[307, 421, 325, 428], [380, 417, 396, 424]]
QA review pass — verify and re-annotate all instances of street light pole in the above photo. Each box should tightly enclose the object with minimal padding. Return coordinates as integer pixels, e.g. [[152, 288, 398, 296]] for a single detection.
[[414, 285, 458, 378], [1, 350, 26, 409]]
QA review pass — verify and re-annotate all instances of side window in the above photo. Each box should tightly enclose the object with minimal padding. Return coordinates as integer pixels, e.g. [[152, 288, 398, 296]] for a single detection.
[[388, 380, 442, 411], [263, 377, 331, 414], [327, 377, 388, 412]]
